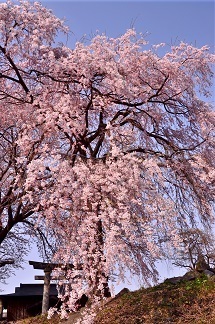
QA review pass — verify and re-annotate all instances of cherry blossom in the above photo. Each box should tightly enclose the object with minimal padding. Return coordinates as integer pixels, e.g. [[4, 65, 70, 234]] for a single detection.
[[0, 1, 214, 321]]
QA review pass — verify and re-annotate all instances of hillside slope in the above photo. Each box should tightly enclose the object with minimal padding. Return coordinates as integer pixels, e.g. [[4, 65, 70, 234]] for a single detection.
[[95, 275, 215, 324], [16, 275, 215, 323]]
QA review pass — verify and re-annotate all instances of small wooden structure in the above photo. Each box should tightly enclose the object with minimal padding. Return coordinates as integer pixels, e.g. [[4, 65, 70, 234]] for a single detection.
[[0, 283, 58, 321]]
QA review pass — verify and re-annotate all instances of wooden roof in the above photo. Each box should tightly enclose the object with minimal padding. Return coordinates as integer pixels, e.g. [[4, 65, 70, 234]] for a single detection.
[[0, 284, 58, 297]]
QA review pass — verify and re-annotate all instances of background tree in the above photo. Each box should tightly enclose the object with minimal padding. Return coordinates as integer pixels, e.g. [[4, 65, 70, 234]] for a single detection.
[[172, 228, 215, 271], [0, 230, 27, 288], [0, 0, 67, 281], [0, 1, 214, 319]]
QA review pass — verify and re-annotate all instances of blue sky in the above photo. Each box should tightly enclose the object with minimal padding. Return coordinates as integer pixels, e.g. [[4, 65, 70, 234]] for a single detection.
[[0, 0, 214, 294], [42, 0, 214, 50]]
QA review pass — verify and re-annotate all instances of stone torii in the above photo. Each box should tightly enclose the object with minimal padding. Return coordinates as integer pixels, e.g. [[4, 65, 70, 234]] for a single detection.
[[29, 261, 76, 314]]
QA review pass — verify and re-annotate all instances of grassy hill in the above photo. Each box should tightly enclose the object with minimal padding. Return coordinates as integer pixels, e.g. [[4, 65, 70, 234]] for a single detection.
[[16, 274, 215, 324], [95, 274, 215, 324]]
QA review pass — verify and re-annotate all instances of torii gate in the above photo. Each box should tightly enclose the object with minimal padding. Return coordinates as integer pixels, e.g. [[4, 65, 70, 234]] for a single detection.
[[29, 261, 77, 314]]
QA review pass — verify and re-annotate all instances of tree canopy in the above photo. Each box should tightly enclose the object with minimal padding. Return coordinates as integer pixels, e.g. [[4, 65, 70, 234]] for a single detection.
[[0, 0, 214, 319]]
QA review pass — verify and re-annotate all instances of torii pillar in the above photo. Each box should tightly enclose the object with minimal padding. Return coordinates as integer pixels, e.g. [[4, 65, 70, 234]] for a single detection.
[[42, 267, 52, 314]]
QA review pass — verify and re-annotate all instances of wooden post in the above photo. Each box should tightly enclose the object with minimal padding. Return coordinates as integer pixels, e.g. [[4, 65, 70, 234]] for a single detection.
[[42, 268, 51, 315], [0, 298, 3, 319]]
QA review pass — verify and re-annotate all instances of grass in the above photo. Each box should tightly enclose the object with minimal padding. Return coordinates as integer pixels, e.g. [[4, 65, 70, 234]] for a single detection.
[[95, 274, 215, 324], [15, 275, 215, 323], [15, 314, 61, 324]]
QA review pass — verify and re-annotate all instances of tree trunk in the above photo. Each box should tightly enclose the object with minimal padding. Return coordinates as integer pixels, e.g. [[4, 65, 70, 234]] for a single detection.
[[88, 219, 111, 299]]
